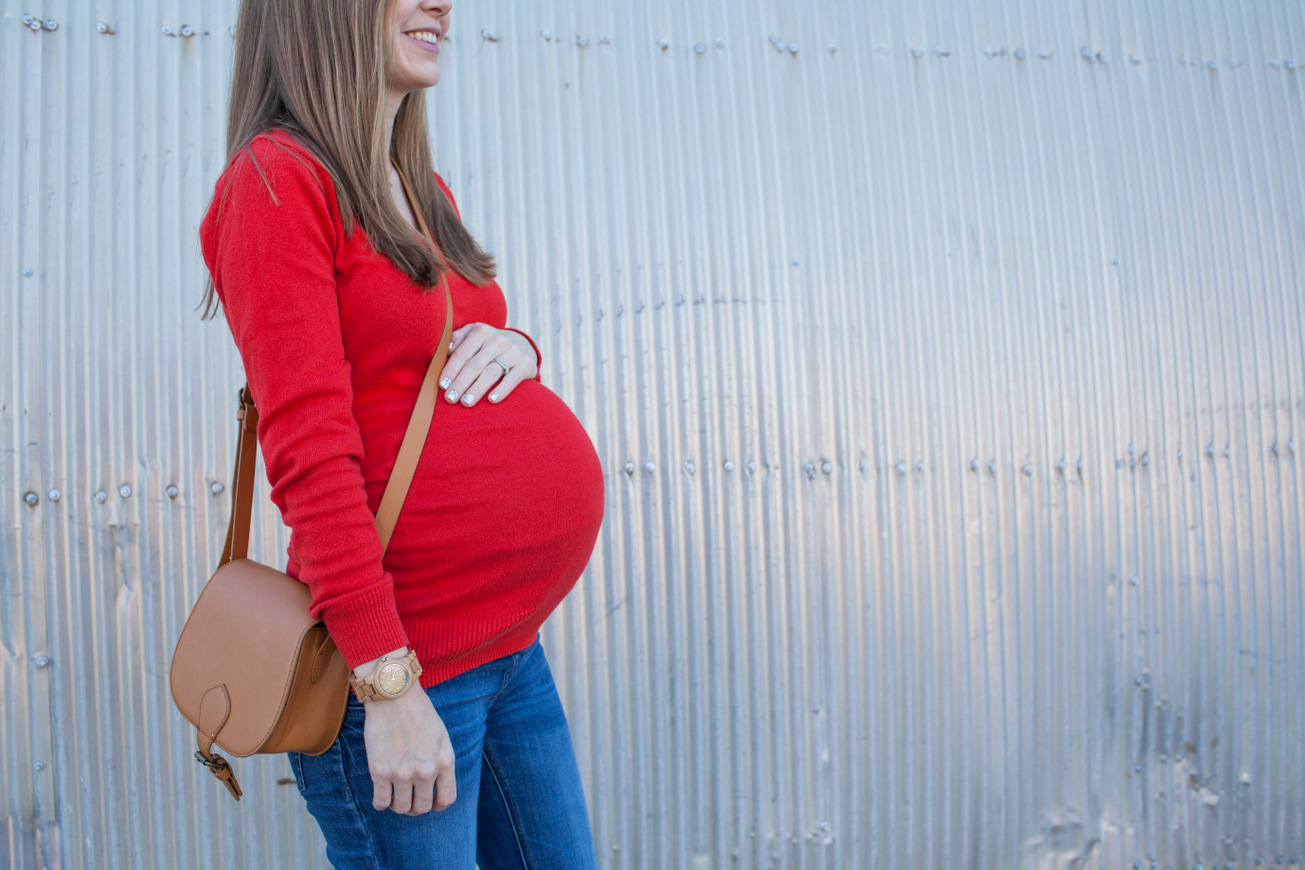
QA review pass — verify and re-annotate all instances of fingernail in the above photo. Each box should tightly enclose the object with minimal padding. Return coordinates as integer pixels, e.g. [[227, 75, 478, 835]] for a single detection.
[[439, 378, 451, 389], [446, 390, 458, 402], [462, 394, 475, 405], [489, 393, 500, 403]]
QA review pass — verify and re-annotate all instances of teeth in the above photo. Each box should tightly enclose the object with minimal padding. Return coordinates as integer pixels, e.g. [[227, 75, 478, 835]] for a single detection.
[[408, 31, 438, 44]]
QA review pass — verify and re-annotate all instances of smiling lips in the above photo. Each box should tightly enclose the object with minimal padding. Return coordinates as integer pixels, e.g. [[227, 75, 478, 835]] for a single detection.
[[406, 30, 441, 47]]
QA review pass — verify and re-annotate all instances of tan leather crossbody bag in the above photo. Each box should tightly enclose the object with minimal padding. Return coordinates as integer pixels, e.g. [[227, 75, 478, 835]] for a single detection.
[[171, 167, 452, 801]]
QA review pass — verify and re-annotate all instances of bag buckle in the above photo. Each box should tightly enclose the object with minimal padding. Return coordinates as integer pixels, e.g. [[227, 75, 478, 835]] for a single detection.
[[194, 750, 243, 801]]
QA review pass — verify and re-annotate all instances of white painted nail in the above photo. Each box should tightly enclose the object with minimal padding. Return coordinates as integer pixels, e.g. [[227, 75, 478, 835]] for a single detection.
[[463, 394, 475, 405], [439, 378, 451, 389], [446, 391, 459, 402], [489, 393, 500, 402]]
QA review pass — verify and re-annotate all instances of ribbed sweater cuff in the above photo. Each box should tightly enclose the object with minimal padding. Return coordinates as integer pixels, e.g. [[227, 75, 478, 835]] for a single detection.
[[505, 328, 544, 381], [319, 577, 410, 669]]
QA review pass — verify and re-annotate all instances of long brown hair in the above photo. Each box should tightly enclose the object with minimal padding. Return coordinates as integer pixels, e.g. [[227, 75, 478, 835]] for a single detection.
[[201, 0, 495, 319]]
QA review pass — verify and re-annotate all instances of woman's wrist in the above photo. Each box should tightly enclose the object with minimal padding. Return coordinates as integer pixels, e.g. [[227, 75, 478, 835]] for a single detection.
[[352, 645, 410, 680]]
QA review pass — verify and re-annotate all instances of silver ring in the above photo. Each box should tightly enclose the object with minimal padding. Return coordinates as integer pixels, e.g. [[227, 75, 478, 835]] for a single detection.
[[492, 358, 511, 378]]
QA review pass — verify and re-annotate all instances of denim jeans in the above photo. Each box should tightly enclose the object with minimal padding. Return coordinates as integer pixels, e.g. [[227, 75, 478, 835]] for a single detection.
[[288, 639, 598, 870]]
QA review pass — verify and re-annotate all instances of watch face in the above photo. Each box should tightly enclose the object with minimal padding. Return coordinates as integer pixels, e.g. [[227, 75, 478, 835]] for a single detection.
[[376, 662, 410, 697]]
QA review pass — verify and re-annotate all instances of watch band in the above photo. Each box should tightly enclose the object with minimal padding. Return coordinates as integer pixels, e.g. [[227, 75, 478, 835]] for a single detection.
[[350, 651, 423, 702]]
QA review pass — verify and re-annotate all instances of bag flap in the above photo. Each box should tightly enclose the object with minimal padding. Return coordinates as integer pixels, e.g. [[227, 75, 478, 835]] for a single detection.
[[170, 559, 320, 757]]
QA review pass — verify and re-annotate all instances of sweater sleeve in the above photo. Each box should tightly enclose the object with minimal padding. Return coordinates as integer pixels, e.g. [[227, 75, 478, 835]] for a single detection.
[[434, 173, 544, 382], [202, 143, 408, 668]]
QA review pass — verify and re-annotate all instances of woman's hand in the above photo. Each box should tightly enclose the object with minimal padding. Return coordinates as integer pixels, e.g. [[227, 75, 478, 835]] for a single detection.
[[357, 652, 456, 815], [438, 325, 539, 407]]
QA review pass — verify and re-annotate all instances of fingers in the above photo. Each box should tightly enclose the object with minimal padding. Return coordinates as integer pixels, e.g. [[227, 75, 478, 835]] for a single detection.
[[433, 747, 458, 811], [438, 324, 534, 407], [372, 779, 393, 813]]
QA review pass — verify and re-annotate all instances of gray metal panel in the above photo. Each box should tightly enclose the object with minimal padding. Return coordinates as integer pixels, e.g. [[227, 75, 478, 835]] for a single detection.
[[1, 0, 1302, 867]]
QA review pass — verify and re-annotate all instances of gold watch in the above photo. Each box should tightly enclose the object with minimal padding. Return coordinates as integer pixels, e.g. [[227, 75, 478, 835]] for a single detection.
[[350, 651, 422, 702]]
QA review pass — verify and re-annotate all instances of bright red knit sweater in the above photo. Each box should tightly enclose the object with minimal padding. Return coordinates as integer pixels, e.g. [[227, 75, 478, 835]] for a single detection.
[[200, 132, 604, 685]]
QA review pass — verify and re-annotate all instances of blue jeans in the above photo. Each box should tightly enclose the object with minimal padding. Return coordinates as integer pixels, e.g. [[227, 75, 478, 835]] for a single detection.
[[288, 639, 598, 870]]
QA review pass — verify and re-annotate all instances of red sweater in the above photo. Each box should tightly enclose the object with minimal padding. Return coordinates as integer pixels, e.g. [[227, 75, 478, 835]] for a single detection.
[[200, 132, 604, 685]]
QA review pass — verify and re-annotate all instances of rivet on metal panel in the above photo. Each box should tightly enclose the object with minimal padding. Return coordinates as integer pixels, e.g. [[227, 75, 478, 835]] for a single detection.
[[180, 25, 194, 37], [1140, 454, 1149, 466], [694, 43, 705, 54], [1116, 460, 1125, 469], [1223, 448, 1231, 459], [813, 705, 822, 714], [915, 462, 924, 473], [1080, 47, 1093, 61], [792, 259, 800, 267], [1022, 464, 1032, 476], [600, 34, 611, 45], [211, 481, 225, 495], [933, 47, 949, 57], [541, 30, 552, 41], [1112, 258, 1120, 266], [166, 485, 179, 498], [35, 655, 50, 668], [724, 461, 735, 472], [1272, 445, 1280, 456], [27, 18, 42, 32], [1288, 442, 1296, 453], [1206, 446, 1215, 457], [970, 459, 980, 472], [229, 25, 237, 37], [1285, 59, 1298, 71], [22, 13, 33, 25], [481, 29, 498, 42], [822, 462, 833, 475], [1129, 54, 1141, 65], [1135, 863, 1142, 869], [1268, 60, 1281, 69], [24, 492, 39, 507], [1177, 451, 1184, 462], [43, 18, 57, 31], [94, 491, 108, 504], [1135, 676, 1143, 685], [643, 461, 656, 474], [1056, 459, 1066, 472], [623, 462, 635, 475], [577, 36, 589, 47], [162, 25, 174, 36], [746, 461, 757, 473], [1128, 458, 1137, 469], [1206, 60, 1218, 70], [1014, 48, 1026, 60], [715, 38, 724, 48], [819, 821, 829, 832], [1130, 576, 1139, 586], [658, 39, 669, 51], [685, 462, 695, 475], [1037, 49, 1052, 60], [910, 47, 922, 58], [826, 44, 837, 55], [877, 45, 889, 55], [34, 762, 45, 772], [1127, 445, 1136, 456], [788, 43, 799, 55], [1096, 51, 1108, 62], [804, 463, 817, 479], [1135, 765, 1142, 773], [859, 462, 869, 473], [1076, 460, 1083, 472], [97, 22, 115, 34], [119, 485, 132, 498], [22, 267, 34, 277], [895, 463, 907, 475], [48, 489, 60, 502], [987, 461, 996, 474], [1177, 56, 1188, 66]]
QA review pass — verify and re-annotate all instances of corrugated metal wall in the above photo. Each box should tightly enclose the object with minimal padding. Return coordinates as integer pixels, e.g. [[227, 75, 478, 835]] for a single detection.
[[2, 0, 1302, 867]]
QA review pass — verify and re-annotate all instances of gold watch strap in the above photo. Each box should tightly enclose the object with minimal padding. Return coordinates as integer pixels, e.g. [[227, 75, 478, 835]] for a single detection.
[[350, 651, 423, 702]]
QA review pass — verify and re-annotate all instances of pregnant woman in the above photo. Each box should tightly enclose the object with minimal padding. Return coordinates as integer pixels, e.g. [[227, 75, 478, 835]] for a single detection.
[[198, 0, 604, 867]]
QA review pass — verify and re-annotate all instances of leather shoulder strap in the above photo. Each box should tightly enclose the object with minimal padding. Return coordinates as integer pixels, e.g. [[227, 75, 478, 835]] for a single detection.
[[219, 166, 454, 565]]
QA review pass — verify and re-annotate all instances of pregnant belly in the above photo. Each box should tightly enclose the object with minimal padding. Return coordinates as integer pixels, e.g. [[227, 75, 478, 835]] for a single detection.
[[375, 380, 605, 602]]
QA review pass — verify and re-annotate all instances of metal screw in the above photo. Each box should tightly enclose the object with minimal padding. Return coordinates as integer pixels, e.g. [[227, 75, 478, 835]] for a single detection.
[[1037, 49, 1051, 59], [28, 18, 42, 31], [1140, 454, 1150, 466], [22, 267, 34, 277], [1129, 54, 1141, 65], [210, 481, 225, 495], [792, 259, 800, 267], [819, 821, 829, 832], [715, 38, 725, 48], [694, 43, 706, 54], [22, 14, 33, 25], [1178, 55, 1188, 66], [643, 461, 656, 474], [1206, 60, 1218, 70], [1076, 460, 1083, 471], [47, 489, 60, 502], [1097, 51, 1109, 62], [600, 34, 610, 45], [685, 462, 696, 475], [1130, 577, 1139, 586], [877, 44, 889, 55], [1056, 459, 1067, 472], [813, 705, 822, 714], [859, 462, 869, 473], [822, 462, 833, 475], [480, 29, 498, 42], [577, 36, 589, 47], [623, 462, 635, 475], [166, 485, 179, 499], [34, 762, 45, 772], [97, 22, 113, 34], [540, 30, 552, 41], [24, 492, 39, 507], [724, 461, 735, 472], [119, 484, 132, 498], [1286, 59, 1297, 71], [933, 47, 950, 57], [988, 461, 997, 473], [827, 44, 837, 55], [180, 25, 194, 37], [1081, 47, 1093, 60], [1128, 445, 1136, 456], [787, 43, 799, 54], [1288, 442, 1296, 453], [1177, 451, 1184, 462], [1014, 48, 1026, 60], [35, 656, 50, 668], [1207, 446, 1216, 457], [804, 463, 817, 479], [746, 461, 757, 473], [42, 18, 57, 31], [895, 463, 907, 475], [228, 25, 237, 37], [657, 39, 669, 51], [161, 25, 174, 36], [910, 47, 923, 58], [94, 491, 108, 504], [970, 459, 980, 471], [1022, 464, 1033, 476], [914, 462, 924, 473], [1223, 448, 1231, 458]]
